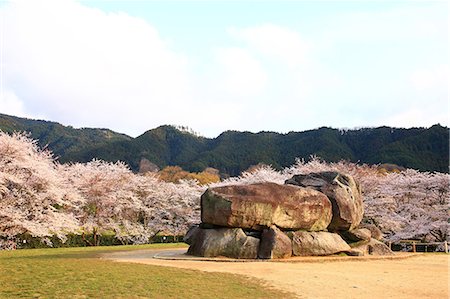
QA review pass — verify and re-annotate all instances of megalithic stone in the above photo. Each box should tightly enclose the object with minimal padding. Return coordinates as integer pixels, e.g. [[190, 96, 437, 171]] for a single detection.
[[201, 182, 332, 231], [286, 172, 364, 231], [291, 231, 351, 256], [258, 225, 292, 259], [187, 227, 260, 259]]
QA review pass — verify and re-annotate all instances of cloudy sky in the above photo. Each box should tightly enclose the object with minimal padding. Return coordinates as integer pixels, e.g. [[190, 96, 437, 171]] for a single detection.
[[0, 0, 448, 137]]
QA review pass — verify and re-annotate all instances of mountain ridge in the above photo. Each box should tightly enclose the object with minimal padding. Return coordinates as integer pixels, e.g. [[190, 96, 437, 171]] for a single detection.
[[0, 113, 448, 175]]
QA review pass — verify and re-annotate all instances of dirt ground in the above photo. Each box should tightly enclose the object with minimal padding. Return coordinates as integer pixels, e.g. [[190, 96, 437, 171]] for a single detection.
[[104, 249, 449, 299]]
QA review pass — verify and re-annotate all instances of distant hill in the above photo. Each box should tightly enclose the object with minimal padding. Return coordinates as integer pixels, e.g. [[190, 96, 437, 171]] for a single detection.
[[1, 113, 448, 175], [0, 113, 131, 161]]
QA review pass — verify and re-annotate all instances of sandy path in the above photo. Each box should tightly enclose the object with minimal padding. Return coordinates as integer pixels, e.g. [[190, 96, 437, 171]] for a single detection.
[[104, 249, 449, 299]]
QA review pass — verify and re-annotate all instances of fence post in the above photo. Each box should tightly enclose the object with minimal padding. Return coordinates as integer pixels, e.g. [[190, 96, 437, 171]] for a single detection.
[[412, 241, 416, 253], [388, 241, 392, 250], [445, 241, 448, 254]]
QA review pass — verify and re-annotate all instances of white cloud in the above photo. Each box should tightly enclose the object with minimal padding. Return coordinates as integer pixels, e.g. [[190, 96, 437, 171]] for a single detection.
[[321, 3, 447, 43], [213, 47, 267, 97], [382, 107, 448, 129], [410, 65, 448, 91], [228, 24, 310, 68], [2, 0, 192, 136], [0, 89, 28, 117]]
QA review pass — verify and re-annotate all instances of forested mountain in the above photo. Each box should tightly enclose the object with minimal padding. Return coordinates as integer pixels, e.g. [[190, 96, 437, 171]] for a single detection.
[[0, 113, 131, 160], [1, 113, 448, 175]]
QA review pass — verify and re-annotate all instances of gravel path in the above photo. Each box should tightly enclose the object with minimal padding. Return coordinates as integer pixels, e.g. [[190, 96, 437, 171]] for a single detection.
[[103, 249, 449, 299]]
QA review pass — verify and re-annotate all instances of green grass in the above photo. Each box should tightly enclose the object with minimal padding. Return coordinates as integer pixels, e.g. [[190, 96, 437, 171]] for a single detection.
[[0, 244, 294, 298]]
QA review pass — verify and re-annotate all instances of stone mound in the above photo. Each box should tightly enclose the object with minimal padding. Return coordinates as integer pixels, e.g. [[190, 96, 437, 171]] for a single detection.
[[185, 171, 392, 259]]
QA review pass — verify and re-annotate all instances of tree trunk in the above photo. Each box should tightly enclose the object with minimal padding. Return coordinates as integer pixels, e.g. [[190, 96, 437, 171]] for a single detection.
[[149, 230, 161, 243], [82, 232, 93, 246], [93, 228, 100, 246]]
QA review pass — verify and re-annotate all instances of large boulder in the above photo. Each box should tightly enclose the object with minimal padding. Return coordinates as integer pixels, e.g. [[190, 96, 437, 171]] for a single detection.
[[291, 231, 351, 256], [352, 238, 394, 256], [187, 227, 260, 259], [201, 183, 332, 231], [258, 225, 292, 259], [339, 228, 371, 244], [285, 172, 363, 231], [359, 224, 383, 241], [344, 249, 365, 256], [183, 225, 201, 245]]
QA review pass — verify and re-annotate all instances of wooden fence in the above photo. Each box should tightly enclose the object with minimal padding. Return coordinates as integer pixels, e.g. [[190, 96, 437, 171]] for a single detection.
[[388, 240, 449, 253]]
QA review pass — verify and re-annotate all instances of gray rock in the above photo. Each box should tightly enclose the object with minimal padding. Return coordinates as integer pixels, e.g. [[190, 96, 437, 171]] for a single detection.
[[286, 172, 364, 231], [359, 224, 383, 241], [187, 227, 260, 259], [339, 228, 372, 243], [258, 225, 292, 259], [351, 238, 394, 256], [292, 231, 351, 256], [183, 225, 200, 245], [344, 249, 365, 256], [201, 183, 332, 231], [368, 239, 394, 255]]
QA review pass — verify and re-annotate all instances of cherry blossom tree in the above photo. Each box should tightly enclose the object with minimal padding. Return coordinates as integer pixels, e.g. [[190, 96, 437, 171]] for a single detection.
[[361, 169, 449, 242], [59, 160, 151, 245], [0, 132, 80, 249], [60, 160, 204, 245], [137, 176, 204, 237], [214, 164, 286, 186]]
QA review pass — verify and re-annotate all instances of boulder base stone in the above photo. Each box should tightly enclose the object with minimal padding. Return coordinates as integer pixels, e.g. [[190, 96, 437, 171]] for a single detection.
[[292, 231, 351, 256], [367, 239, 394, 255], [187, 227, 259, 259], [344, 249, 365, 256], [360, 224, 383, 241], [258, 225, 292, 259], [285, 172, 363, 231], [352, 238, 394, 256], [339, 228, 371, 243], [183, 225, 200, 245], [201, 183, 332, 231]]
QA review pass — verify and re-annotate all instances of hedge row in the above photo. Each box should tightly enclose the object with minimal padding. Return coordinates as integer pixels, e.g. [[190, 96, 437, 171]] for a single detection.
[[5, 233, 185, 249]]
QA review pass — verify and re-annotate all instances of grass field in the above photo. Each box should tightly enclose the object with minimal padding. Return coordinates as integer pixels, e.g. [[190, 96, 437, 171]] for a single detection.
[[0, 243, 294, 298]]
